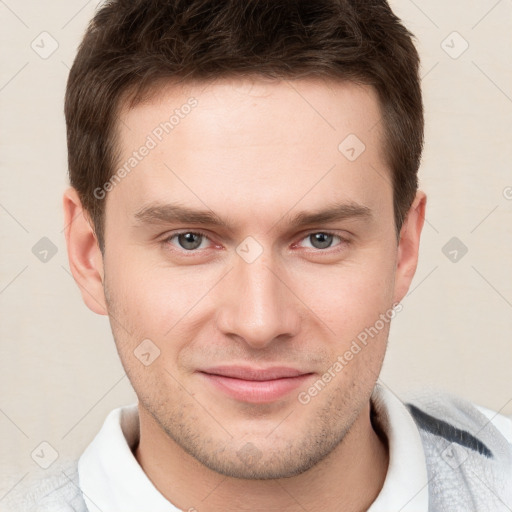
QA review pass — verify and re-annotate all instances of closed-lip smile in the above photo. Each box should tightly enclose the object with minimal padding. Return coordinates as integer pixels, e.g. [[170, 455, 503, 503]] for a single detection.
[[197, 365, 315, 403]]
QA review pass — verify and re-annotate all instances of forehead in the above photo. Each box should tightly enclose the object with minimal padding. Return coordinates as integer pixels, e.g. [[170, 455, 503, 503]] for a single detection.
[[110, 77, 391, 229], [120, 76, 383, 151]]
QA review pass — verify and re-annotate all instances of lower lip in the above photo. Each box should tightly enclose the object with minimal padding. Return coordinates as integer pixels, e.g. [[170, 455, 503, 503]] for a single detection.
[[199, 372, 314, 404]]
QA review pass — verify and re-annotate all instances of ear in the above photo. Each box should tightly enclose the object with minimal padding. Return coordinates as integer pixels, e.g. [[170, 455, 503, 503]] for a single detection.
[[393, 190, 427, 304], [63, 187, 108, 315]]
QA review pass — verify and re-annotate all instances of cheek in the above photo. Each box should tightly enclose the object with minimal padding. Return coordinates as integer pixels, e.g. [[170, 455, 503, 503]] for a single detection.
[[105, 247, 184, 326], [104, 251, 217, 363], [294, 250, 397, 335]]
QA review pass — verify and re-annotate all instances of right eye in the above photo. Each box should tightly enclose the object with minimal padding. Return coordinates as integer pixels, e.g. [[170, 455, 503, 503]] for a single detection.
[[164, 231, 212, 251]]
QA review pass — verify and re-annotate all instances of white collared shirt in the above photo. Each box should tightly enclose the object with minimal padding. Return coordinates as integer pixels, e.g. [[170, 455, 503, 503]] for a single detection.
[[78, 383, 430, 512]]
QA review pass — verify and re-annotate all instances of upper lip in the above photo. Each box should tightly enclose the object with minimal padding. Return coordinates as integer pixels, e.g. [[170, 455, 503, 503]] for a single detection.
[[199, 366, 312, 381]]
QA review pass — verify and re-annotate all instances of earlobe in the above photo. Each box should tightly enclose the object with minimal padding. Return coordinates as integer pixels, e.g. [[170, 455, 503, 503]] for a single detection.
[[63, 187, 108, 315], [393, 190, 427, 304]]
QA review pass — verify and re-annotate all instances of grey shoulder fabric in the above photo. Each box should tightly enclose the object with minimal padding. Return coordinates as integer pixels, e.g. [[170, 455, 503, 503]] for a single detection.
[[2, 460, 87, 512], [406, 392, 512, 512]]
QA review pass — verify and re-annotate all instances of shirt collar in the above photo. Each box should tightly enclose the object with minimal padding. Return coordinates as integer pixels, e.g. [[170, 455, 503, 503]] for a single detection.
[[78, 404, 179, 512], [78, 383, 429, 512], [368, 382, 429, 511]]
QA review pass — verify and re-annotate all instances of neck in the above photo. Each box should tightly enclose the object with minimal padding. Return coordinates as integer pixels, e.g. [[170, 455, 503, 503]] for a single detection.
[[134, 401, 389, 512]]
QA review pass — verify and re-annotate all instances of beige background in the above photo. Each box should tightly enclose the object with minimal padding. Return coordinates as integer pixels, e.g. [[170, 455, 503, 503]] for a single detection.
[[1, 0, 511, 498]]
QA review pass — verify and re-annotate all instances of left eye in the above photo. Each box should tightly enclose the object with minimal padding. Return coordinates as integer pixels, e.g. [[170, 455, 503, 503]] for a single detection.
[[299, 232, 342, 250]]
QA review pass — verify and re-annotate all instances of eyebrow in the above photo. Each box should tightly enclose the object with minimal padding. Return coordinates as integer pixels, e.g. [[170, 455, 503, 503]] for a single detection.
[[133, 201, 373, 230]]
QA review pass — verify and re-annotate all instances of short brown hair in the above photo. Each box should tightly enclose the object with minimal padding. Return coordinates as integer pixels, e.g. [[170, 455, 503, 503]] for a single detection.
[[65, 0, 423, 251]]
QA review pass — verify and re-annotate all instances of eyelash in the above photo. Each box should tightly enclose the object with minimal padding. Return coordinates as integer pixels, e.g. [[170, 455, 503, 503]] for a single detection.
[[161, 230, 351, 255]]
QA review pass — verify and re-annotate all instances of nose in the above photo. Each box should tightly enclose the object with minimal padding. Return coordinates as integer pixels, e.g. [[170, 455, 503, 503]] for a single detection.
[[215, 252, 301, 349]]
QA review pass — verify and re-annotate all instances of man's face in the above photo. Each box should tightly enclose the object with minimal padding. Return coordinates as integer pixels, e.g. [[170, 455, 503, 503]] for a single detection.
[[100, 78, 408, 478]]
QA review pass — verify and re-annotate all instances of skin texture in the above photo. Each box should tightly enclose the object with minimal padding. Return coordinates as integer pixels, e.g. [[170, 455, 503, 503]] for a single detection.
[[64, 77, 426, 511]]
